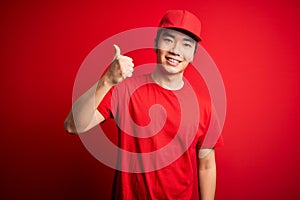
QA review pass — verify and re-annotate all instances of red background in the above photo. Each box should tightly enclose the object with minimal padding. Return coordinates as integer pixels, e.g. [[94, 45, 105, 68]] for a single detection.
[[1, 0, 299, 199]]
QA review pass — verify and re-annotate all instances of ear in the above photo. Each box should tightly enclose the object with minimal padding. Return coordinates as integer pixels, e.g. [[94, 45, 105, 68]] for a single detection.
[[189, 44, 198, 62], [154, 38, 158, 53], [188, 51, 195, 63], [189, 54, 195, 63]]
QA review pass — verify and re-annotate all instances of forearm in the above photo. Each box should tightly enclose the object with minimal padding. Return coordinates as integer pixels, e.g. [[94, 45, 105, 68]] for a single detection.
[[64, 74, 113, 134], [64, 45, 134, 134], [198, 150, 216, 200], [199, 165, 216, 200]]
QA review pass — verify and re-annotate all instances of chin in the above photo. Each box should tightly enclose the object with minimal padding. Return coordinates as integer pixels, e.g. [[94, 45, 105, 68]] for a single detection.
[[160, 63, 185, 75]]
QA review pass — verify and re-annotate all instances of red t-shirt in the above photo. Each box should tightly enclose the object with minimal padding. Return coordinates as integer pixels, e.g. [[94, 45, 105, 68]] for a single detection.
[[98, 71, 223, 200]]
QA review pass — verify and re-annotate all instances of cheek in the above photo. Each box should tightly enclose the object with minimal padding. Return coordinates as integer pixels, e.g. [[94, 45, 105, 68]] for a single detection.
[[156, 49, 167, 59], [156, 50, 164, 63], [184, 53, 194, 63], [157, 44, 169, 52]]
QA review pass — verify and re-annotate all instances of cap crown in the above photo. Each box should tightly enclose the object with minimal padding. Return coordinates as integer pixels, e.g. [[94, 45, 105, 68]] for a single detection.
[[159, 10, 202, 42]]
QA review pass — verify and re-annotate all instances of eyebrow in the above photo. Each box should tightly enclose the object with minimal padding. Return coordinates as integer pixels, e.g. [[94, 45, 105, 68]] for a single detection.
[[162, 32, 175, 38], [162, 32, 195, 43]]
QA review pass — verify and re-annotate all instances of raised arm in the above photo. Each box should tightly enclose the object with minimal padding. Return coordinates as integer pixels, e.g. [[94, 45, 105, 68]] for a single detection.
[[64, 45, 134, 134]]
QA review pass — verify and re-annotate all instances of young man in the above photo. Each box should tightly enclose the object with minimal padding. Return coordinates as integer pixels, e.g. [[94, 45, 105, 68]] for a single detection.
[[65, 10, 223, 200]]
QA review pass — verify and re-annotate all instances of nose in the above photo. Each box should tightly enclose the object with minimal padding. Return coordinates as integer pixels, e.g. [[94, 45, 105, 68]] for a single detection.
[[169, 41, 181, 56]]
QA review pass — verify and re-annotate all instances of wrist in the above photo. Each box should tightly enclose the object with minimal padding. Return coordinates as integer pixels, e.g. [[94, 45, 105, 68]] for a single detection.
[[98, 73, 115, 89]]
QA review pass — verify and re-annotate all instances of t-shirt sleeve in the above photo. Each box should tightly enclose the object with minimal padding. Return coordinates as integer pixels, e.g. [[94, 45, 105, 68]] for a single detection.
[[97, 87, 114, 120], [197, 105, 224, 149]]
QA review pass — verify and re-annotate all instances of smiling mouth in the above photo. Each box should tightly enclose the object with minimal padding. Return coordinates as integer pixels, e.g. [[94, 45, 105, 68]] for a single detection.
[[165, 56, 182, 65]]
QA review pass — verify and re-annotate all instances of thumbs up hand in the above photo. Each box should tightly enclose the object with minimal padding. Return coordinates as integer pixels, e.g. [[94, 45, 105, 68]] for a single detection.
[[106, 44, 134, 85]]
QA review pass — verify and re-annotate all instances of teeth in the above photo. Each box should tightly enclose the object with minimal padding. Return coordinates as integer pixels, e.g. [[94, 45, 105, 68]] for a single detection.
[[167, 58, 179, 63]]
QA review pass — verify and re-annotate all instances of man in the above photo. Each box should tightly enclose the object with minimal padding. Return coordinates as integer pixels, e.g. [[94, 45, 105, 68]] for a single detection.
[[65, 10, 223, 200]]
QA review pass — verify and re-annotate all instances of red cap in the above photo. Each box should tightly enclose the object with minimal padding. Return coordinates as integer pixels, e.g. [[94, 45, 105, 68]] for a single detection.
[[159, 10, 202, 42]]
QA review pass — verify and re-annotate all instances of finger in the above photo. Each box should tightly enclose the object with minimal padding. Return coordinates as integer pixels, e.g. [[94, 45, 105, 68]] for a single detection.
[[118, 56, 134, 67], [126, 72, 133, 78], [129, 62, 134, 67], [121, 69, 133, 79], [122, 55, 133, 62], [113, 44, 121, 60], [128, 67, 134, 73]]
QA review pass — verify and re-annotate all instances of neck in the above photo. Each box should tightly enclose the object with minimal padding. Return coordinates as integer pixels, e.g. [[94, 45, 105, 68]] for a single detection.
[[151, 67, 184, 90]]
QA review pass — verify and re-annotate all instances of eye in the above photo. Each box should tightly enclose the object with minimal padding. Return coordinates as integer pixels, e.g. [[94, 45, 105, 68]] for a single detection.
[[163, 38, 173, 43], [184, 43, 192, 48]]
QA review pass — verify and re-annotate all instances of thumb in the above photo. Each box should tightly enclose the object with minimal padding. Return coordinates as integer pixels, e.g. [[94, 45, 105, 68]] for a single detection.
[[113, 44, 121, 60]]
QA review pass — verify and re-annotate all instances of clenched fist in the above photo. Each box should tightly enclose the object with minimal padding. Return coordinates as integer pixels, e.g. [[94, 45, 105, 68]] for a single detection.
[[106, 44, 134, 85]]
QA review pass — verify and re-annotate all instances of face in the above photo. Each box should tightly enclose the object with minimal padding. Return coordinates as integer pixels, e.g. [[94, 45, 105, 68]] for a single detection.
[[155, 29, 197, 75]]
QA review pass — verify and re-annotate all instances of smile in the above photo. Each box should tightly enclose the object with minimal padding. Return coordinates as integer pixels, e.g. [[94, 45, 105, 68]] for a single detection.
[[165, 56, 182, 65]]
